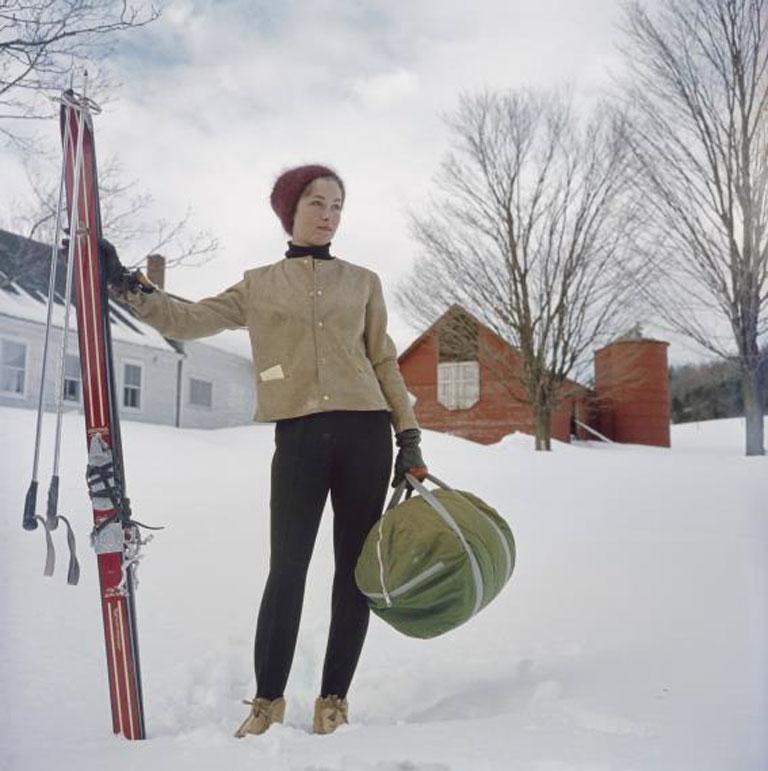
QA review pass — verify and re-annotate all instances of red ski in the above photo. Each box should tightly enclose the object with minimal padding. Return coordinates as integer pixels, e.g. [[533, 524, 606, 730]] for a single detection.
[[60, 88, 147, 740]]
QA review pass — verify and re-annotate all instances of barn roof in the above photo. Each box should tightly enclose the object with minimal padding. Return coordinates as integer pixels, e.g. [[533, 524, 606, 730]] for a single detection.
[[398, 302, 588, 393], [397, 304, 493, 362]]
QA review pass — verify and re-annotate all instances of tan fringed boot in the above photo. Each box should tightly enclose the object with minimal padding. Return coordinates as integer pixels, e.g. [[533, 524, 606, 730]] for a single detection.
[[234, 696, 286, 738], [313, 694, 349, 735]]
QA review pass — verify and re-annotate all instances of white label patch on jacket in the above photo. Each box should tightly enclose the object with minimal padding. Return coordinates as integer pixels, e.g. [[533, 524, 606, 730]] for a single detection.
[[260, 364, 285, 382]]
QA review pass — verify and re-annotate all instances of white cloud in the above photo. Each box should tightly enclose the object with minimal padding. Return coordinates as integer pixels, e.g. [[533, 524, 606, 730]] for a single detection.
[[351, 68, 420, 109], [1, 0, 633, 352]]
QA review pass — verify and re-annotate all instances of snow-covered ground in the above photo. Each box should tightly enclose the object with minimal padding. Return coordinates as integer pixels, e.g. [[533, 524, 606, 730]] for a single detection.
[[1, 407, 766, 771]]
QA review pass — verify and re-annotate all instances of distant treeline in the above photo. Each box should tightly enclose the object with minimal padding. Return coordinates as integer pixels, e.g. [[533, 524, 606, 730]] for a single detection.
[[669, 353, 768, 424]]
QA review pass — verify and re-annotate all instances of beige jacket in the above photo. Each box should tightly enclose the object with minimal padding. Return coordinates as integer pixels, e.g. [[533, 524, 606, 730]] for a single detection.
[[119, 255, 419, 433]]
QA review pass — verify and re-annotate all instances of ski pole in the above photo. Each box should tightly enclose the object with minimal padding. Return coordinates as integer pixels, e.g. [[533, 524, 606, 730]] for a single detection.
[[22, 109, 72, 532], [38, 85, 91, 585], [21, 84, 88, 585], [47, 83, 89, 531]]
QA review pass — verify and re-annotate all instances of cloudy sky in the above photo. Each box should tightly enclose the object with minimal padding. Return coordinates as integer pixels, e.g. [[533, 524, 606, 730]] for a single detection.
[[4, 0, 695, 359]]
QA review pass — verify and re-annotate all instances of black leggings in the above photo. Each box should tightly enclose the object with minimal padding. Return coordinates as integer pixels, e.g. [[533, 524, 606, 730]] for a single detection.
[[254, 409, 393, 700]]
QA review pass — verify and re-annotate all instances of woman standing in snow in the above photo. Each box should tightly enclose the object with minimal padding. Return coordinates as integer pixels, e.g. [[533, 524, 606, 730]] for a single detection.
[[101, 164, 428, 737]]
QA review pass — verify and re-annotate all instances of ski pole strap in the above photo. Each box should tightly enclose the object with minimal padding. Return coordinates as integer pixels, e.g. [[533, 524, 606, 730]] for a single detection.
[[57, 515, 80, 586], [32, 514, 80, 585], [35, 515, 55, 577]]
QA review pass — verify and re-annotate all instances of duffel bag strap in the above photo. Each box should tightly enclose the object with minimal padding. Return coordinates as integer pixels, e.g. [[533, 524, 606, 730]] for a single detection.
[[385, 480, 411, 511], [386, 472, 453, 511], [396, 473, 485, 618]]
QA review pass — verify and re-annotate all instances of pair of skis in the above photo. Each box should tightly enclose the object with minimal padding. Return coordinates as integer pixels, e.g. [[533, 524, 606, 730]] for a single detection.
[[22, 79, 147, 740]]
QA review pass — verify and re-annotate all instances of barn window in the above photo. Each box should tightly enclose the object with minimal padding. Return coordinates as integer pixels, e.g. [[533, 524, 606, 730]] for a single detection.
[[0, 337, 26, 396], [437, 309, 480, 410], [63, 354, 80, 402], [438, 361, 480, 410], [189, 377, 213, 408], [123, 362, 143, 410]]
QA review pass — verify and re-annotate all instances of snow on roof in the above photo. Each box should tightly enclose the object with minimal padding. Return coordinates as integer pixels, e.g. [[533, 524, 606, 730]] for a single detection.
[[194, 327, 253, 360], [0, 279, 257, 361], [0, 280, 178, 353], [0, 228, 257, 362]]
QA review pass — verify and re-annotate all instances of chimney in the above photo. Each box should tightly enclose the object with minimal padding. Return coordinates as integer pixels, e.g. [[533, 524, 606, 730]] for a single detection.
[[146, 254, 166, 289]]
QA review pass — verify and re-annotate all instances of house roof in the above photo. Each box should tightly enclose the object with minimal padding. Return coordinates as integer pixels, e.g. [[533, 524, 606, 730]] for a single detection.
[[0, 229, 180, 353], [0, 229, 251, 360]]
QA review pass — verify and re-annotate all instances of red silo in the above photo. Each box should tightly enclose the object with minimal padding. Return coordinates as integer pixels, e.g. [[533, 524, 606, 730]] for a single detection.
[[594, 338, 670, 447]]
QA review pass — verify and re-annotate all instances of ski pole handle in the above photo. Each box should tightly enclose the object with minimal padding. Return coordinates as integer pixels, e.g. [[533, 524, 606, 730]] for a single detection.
[[23, 480, 39, 531], [46, 475, 60, 531]]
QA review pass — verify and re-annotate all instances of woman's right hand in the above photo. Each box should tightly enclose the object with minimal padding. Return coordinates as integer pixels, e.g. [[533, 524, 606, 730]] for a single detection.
[[98, 238, 154, 295], [98, 238, 127, 287]]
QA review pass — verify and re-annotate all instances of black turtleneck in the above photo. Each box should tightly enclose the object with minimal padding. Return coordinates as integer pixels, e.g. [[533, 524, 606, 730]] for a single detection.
[[285, 241, 334, 260]]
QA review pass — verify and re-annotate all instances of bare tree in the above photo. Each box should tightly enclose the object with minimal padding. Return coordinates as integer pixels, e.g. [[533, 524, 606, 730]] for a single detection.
[[398, 88, 643, 450], [1, 0, 161, 148], [615, 0, 768, 455], [1, 154, 218, 289], [0, 2, 216, 294]]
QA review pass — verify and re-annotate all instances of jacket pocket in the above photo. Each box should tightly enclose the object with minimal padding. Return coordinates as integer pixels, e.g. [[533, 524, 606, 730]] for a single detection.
[[259, 363, 285, 382]]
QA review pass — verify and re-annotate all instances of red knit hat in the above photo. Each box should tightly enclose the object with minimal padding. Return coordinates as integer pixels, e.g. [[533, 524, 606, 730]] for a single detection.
[[270, 164, 345, 235]]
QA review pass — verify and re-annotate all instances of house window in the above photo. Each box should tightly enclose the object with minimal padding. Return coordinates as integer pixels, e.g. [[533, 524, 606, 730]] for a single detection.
[[438, 361, 480, 410], [63, 354, 80, 402], [189, 377, 213, 408], [123, 362, 142, 410], [1, 338, 27, 396]]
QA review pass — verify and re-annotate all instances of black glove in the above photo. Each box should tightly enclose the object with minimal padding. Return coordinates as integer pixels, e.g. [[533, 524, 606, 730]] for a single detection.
[[392, 428, 428, 488], [98, 238, 153, 296], [98, 238, 126, 286]]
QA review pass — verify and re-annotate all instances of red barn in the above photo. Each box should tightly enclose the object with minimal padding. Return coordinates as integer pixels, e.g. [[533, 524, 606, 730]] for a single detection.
[[397, 305, 670, 447]]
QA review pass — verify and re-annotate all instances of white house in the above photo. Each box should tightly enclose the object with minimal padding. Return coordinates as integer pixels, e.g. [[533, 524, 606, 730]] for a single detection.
[[0, 229, 256, 429]]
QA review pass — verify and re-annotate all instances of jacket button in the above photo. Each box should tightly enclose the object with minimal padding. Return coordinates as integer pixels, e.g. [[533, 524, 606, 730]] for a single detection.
[[309, 290, 314, 297], [317, 321, 324, 328], [323, 394, 330, 401], [317, 289, 323, 296], [303, 259, 309, 265]]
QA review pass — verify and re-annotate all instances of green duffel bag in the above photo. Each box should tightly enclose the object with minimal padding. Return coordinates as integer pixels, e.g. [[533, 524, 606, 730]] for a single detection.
[[354, 473, 515, 639]]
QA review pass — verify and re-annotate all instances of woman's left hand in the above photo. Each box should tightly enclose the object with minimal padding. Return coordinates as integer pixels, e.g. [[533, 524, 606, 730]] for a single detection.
[[392, 428, 428, 488]]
